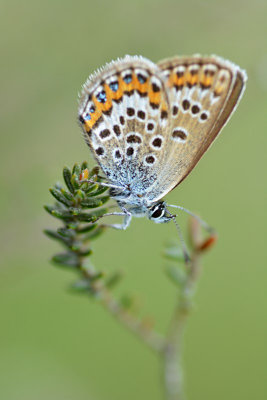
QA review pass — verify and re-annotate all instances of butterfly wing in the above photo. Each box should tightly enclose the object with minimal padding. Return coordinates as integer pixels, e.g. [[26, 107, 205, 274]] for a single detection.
[[78, 55, 246, 206], [78, 56, 172, 196], [146, 55, 247, 202]]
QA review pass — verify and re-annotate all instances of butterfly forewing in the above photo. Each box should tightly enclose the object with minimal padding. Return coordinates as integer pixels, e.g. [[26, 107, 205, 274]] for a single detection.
[[78, 56, 172, 195], [145, 56, 247, 202]]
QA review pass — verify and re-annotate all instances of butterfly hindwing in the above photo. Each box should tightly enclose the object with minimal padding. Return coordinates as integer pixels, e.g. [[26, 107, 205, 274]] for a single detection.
[[146, 56, 247, 202]]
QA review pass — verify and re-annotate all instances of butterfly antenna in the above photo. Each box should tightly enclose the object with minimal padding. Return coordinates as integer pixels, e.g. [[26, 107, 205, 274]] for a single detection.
[[166, 210, 191, 264], [167, 204, 215, 234]]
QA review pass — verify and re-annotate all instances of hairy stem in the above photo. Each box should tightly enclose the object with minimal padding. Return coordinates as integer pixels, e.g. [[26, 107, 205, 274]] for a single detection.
[[162, 235, 204, 399]]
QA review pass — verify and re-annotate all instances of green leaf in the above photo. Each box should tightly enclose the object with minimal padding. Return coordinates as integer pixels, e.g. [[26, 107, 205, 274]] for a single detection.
[[164, 245, 185, 262], [45, 164, 112, 278], [57, 227, 76, 238], [66, 222, 79, 229], [98, 195, 110, 205], [51, 208, 73, 220], [76, 213, 98, 223], [89, 271, 104, 281], [75, 189, 85, 200], [72, 163, 81, 176], [83, 225, 106, 241], [55, 182, 64, 190], [75, 248, 92, 257], [88, 166, 99, 178], [92, 207, 108, 217], [44, 204, 55, 215], [71, 174, 80, 190], [63, 167, 74, 193], [120, 294, 134, 310], [69, 241, 83, 252], [70, 279, 91, 293], [165, 265, 186, 287], [81, 161, 89, 170], [44, 229, 72, 246], [83, 183, 98, 194], [69, 207, 82, 216], [60, 188, 73, 202], [49, 188, 72, 206], [52, 252, 80, 268], [80, 197, 108, 209], [44, 229, 62, 240], [105, 271, 123, 289], [78, 207, 108, 222], [76, 223, 97, 233], [89, 185, 109, 197]]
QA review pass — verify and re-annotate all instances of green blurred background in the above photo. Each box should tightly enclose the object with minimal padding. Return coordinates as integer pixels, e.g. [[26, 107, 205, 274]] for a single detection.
[[1, 0, 266, 399]]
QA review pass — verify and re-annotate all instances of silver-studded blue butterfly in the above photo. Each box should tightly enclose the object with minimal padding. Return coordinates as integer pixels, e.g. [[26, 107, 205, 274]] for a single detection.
[[78, 54, 246, 253]]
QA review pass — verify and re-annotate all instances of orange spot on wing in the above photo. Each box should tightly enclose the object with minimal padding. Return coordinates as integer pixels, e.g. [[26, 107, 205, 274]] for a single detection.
[[214, 86, 224, 96], [177, 76, 185, 86], [92, 92, 113, 116], [162, 101, 168, 112], [107, 77, 124, 101], [168, 72, 184, 88], [187, 72, 199, 86], [84, 103, 100, 131], [82, 95, 107, 132], [185, 71, 191, 84], [148, 90, 161, 105], [84, 120, 91, 132], [169, 72, 176, 86], [119, 76, 132, 93], [200, 75, 213, 88], [132, 73, 149, 94], [100, 99, 113, 112], [104, 83, 114, 100]]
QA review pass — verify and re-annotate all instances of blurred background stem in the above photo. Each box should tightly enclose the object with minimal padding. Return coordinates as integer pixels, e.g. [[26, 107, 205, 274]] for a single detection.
[[162, 257, 201, 399], [161, 219, 215, 400], [97, 286, 166, 352]]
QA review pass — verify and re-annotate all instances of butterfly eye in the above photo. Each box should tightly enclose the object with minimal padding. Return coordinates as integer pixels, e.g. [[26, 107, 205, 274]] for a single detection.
[[151, 208, 164, 219], [150, 203, 165, 219]]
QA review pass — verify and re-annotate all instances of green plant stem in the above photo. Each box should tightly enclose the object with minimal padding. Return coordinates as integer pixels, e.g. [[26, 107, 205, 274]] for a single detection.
[[80, 255, 166, 353], [98, 286, 166, 352], [162, 251, 202, 400]]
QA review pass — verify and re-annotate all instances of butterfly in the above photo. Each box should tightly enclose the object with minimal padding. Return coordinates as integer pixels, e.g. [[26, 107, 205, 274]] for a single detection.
[[78, 55, 247, 234]]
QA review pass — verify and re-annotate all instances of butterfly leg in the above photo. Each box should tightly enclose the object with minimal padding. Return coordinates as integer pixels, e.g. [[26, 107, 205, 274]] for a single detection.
[[81, 179, 126, 191], [100, 207, 132, 230]]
